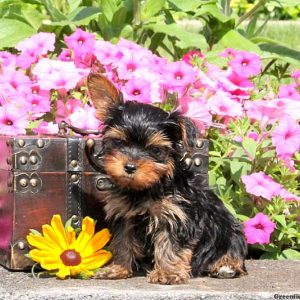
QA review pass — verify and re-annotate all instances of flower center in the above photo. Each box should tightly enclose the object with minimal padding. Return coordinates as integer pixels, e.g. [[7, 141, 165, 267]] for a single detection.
[[5, 119, 13, 126], [255, 224, 264, 230], [133, 89, 141, 96], [175, 71, 183, 80], [127, 63, 136, 72], [242, 59, 249, 66], [78, 39, 84, 44], [60, 249, 81, 266]]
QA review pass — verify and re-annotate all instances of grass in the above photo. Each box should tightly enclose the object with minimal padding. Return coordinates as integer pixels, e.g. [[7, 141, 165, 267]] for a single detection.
[[260, 20, 300, 51]]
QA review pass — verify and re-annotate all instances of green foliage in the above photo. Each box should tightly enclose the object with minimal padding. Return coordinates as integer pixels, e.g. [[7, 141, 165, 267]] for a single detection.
[[1, 0, 300, 67], [208, 117, 300, 259]]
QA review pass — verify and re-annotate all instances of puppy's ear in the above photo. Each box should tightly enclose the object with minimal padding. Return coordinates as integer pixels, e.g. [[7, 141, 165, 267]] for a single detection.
[[87, 73, 124, 122], [167, 112, 197, 150]]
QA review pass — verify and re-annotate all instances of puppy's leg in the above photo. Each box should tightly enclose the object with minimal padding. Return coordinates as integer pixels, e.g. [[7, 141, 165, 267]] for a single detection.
[[209, 255, 247, 279], [147, 230, 192, 285], [93, 221, 144, 279]]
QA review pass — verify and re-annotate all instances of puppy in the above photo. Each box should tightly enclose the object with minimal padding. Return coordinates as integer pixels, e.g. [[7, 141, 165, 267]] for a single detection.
[[87, 73, 247, 284]]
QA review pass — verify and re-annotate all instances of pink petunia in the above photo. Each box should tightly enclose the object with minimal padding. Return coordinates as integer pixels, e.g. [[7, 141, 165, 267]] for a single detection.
[[243, 213, 276, 245], [122, 77, 152, 103], [16, 32, 55, 69], [32, 59, 84, 92], [180, 96, 212, 132], [94, 40, 119, 66], [278, 84, 300, 100], [279, 188, 300, 202], [0, 104, 29, 135], [241, 172, 282, 201], [25, 93, 51, 115], [245, 100, 286, 126], [64, 28, 95, 56], [229, 50, 261, 78], [56, 99, 83, 122], [162, 61, 197, 93], [0, 51, 16, 67], [69, 106, 101, 131], [208, 92, 243, 118], [33, 121, 59, 135], [58, 49, 73, 62], [272, 117, 300, 158], [182, 50, 204, 66]]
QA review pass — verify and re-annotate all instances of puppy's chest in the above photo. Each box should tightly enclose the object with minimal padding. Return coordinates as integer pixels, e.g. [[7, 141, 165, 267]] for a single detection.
[[103, 194, 188, 233]]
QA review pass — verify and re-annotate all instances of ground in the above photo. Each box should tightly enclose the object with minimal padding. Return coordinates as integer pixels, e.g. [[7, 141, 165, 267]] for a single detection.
[[0, 260, 300, 300]]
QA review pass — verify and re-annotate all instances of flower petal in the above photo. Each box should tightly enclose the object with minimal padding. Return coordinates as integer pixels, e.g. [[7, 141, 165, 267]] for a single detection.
[[56, 266, 71, 279], [74, 217, 95, 252], [80, 228, 111, 257], [50, 215, 68, 249], [27, 234, 62, 253], [82, 250, 112, 269]]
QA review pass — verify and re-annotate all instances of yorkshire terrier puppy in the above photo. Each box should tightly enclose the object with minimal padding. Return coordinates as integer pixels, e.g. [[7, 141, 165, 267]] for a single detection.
[[87, 74, 247, 284]]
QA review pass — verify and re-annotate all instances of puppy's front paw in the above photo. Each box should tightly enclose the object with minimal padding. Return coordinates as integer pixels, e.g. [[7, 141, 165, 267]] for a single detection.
[[147, 269, 189, 285], [93, 264, 132, 279]]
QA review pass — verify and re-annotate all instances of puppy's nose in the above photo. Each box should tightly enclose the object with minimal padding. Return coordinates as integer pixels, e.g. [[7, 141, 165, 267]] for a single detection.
[[124, 163, 137, 174]]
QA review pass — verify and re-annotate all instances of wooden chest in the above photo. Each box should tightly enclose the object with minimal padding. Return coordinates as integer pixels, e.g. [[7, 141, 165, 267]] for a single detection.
[[0, 135, 111, 270]]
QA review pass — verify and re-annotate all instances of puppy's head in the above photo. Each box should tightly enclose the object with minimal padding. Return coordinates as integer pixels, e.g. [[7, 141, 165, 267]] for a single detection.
[[87, 74, 189, 191]]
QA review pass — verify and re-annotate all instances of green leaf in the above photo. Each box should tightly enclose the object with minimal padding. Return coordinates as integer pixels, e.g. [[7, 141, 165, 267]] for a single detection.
[[101, 0, 119, 22], [218, 29, 261, 53], [229, 160, 251, 184], [147, 23, 208, 50], [279, 249, 300, 260], [167, 0, 207, 12], [259, 43, 300, 68], [242, 138, 257, 160], [29, 229, 42, 236], [141, 0, 165, 20], [0, 18, 36, 48], [111, 6, 128, 28], [68, 6, 100, 25], [44, 0, 67, 21], [67, 0, 82, 12], [274, 215, 287, 228], [195, 3, 233, 23], [260, 251, 279, 259], [20, 6, 43, 30]]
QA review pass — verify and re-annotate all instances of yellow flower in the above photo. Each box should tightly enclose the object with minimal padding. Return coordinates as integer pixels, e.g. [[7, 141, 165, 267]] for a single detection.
[[27, 215, 112, 279]]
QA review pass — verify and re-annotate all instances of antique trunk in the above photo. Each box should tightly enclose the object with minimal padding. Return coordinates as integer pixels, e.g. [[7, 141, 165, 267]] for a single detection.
[[0, 131, 209, 270], [0, 134, 111, 270]]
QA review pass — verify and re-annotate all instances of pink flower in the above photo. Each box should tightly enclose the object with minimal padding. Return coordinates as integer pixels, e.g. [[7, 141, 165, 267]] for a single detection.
[[0, 68, 31, 99], [56, 99, 83, 122], [248, 131, 259, 141], [278, 84, 300, 100], [0, 104, 29, 135], [219, 48, 238, 58], [279, 189, 300, 202], [243, 213, 276, 244], [94, 40, 119, 66], [33, 121, 59, 135], [272, 117, 300, 158], [69, 106, 101, 131], [0, 51, 16, 67], [182, 50, 204, 65], [245, 100, 286, 126], [32, 59, 84, 92], [16, 32, 55, 55], [64, 28, 95, 56], [241, 172, 282, 201], [209, 92, 243, 118], [229, 50, 261, 77], [163, 61, 197, 93], [180, 96, 212, 132], [58, 49, 73, 62], [113, 49, 150, 80], [16, 32, 55, 69], [25, 93, 51, 115], [122, 77, 152, 103]]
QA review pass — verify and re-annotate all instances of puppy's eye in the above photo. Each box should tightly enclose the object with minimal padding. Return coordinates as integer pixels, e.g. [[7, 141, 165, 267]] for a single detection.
[[150, 147, 162, 156], [112, 138, 124, 147]]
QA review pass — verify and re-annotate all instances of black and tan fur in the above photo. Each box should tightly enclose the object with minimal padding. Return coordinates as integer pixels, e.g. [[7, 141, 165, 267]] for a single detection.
[[87, 74, 247, 284]]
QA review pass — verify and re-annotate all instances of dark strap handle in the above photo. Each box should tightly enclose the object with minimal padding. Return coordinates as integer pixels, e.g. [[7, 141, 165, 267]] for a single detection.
[[58, 121, 101, 136]]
